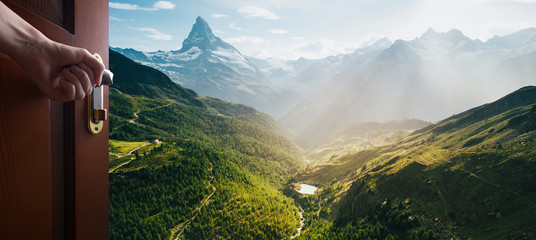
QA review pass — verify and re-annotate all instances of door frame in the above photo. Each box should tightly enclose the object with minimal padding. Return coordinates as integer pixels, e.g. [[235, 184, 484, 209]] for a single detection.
[[0, 1, 109, 239]]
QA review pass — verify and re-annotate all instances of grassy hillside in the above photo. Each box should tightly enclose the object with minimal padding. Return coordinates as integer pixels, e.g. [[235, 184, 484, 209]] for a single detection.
[[108, 49, 304, 239], [305, 119, 430, 165], [295, 86, 536, 239]]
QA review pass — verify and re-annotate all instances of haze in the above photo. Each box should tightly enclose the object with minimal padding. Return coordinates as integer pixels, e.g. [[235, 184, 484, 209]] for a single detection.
[[109, 0, 536, 60]]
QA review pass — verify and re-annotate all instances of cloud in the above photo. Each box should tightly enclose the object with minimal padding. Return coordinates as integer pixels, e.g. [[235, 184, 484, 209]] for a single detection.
[[212, 14, 228, 18], [238, 6, 279, 20], [288, 38, 362, 59], [230, 23, 249, 31], [109, 1, 175, 11], [153, 1, 175, 9], [109, 3, 140, 10], [289, 37, 304, 41], [129, 27, 173, 40], [224, 36, 270, 44], [269, 29, 287, 34], [110, 16, 125, 21]]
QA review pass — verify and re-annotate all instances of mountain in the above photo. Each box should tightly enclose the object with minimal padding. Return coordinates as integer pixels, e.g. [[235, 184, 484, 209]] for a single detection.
[[293, 86, 536, 239], [247, 37, 394, 107], [109, 49, 203, 106], [112, 25, 536, 148], [305, 119, 430, 164], [280, 28, 536, 148], [112, 17, 296, 118], [486, 27, 536, 50], [107, 49, 305, 240]]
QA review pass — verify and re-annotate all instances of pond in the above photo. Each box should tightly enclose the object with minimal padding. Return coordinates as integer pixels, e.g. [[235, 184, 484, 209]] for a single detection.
[[297, 183, 318, 195]]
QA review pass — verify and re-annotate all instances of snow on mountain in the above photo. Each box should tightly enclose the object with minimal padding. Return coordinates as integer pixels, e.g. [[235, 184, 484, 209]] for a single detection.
[[113, 23, 536, 147], [280, 28, 536, 148], [113, 17, 298, 118]]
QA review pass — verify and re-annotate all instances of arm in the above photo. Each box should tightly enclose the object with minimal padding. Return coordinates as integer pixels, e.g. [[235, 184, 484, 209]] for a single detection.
[[0, 1, 104, 101]]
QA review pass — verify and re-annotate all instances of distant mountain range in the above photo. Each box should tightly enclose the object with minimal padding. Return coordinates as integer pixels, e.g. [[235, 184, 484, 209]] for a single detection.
[[113, 17, 536, 147], [280, 27, 536, 147]]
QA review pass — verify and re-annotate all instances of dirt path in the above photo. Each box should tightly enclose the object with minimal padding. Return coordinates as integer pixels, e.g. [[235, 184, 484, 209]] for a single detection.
[[418, 155, 433, 165], [463, 168, 536, 209], [110, 100, 176, 137], [316, 196, 322, 217], [426, 173, 449, 220], [291, 204, 305, 239], [170, 163, 215, 240], [128, 101, 173, 124], [451, 153, 536, 209], [109, 158, 134, 173], [421, 156, 460, 240], [109, 143, 149, 173]]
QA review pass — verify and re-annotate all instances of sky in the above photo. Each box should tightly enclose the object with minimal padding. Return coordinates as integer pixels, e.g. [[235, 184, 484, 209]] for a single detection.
[[109, 0, 536, 60]]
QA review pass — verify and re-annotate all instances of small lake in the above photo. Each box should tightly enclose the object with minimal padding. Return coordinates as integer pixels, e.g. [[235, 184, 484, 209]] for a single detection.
[[298, 183, 318, 195]]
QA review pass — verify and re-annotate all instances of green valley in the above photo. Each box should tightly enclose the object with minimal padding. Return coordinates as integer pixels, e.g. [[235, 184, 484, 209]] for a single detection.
[[108, 47, 536, 239], [108, 49, 303, 240]]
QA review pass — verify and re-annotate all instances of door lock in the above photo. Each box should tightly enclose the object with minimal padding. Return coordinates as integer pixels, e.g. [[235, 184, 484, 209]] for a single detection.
[[88, 53, 113, 134]]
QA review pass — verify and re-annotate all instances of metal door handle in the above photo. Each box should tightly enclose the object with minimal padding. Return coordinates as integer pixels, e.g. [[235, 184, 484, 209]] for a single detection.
[[88, 53, 113, 134]]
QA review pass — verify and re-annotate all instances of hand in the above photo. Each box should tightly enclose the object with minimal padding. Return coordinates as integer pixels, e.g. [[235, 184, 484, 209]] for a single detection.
[[0, 1, 105, 102], [20, 40, 105, 102]]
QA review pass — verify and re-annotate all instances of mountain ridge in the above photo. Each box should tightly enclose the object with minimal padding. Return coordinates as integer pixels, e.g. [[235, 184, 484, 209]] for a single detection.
[[280, 28, 536, 147], [109, 48, 294, 139], [293, 86, 536, 239], [112, 16, 298, 118], [113, 25, 536, 147]]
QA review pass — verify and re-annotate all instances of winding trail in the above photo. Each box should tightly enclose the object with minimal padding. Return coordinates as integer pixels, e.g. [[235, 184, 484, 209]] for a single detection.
[[420, 156, 459, 240], [291, 204, 305, 239], [316, 196, 322, 217], [128, 101, 173, 124], [450, 154, 536, 209], [462, 168, 536, 209], [170, 163, 216, 240], [110, 100, 176, 137], [109, 143, 149, 173]]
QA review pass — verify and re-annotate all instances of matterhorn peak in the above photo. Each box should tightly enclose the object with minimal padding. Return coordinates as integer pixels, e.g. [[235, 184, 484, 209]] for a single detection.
[[192, 16, 212, 35], [180, 16, 223, 52]]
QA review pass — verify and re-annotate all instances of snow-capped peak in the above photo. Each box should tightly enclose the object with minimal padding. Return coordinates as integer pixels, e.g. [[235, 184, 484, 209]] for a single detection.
[[179, 16, 239, 54]]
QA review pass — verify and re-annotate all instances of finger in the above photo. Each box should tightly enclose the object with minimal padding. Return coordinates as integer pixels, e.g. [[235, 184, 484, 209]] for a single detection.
[[81, 50, 105, 86], [51, 80, 76, 102], [77, 63, 95, 91], [79, 63, 94, 83], [71, 65, 92, 97], [62, 68, 86, 100]]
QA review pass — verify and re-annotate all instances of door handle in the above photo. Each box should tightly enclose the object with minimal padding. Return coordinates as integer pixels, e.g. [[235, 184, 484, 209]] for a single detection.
[[88, 53, 113, 134]]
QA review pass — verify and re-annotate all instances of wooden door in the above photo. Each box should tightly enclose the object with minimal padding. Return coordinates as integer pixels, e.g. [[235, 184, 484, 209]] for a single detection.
[[0, 1, 109, 239]]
